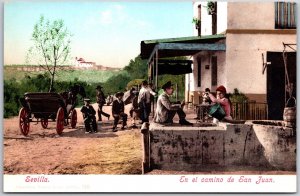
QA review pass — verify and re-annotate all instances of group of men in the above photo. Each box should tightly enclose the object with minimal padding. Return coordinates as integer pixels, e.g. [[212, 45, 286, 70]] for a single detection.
[[80, 80, 192, 133]]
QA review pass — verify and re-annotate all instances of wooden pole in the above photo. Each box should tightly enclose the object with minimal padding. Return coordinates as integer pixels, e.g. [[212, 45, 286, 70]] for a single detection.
[[141, 122, 150, 174], [155, 50, 158, 92]]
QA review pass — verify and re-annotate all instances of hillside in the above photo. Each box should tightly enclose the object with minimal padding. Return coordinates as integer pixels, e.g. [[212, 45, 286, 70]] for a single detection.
[[4, 65, 123, 84]]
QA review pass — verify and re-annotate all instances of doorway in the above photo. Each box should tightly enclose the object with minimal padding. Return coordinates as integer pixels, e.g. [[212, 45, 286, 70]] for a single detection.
[[267, 52, 296, 120]]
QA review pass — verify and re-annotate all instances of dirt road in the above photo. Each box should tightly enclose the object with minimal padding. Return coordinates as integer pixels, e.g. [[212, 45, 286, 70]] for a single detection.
[[3, 104, 143, 174]]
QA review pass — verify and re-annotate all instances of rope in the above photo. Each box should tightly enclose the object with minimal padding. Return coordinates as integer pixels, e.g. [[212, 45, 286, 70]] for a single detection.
[[282, 44, 293, 98]]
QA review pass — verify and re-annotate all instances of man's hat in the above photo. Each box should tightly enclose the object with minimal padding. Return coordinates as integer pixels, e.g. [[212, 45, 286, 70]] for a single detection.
[[84, 98, 91, 102], [115, 92, 124, 97], [142, 80, 148, 86], [96, 85, 102, 89], [216, 85, 227, 94], [162, 81, 173, 90]]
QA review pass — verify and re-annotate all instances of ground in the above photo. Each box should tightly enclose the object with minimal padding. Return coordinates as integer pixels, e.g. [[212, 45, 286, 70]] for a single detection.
[[4, 104, 142, 174], [3, 104, 296, 175]]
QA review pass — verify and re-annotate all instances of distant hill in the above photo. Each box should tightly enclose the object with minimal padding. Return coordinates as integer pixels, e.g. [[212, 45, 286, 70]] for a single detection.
[[4, 65, 124, 83], [4, 64, 122, 72]]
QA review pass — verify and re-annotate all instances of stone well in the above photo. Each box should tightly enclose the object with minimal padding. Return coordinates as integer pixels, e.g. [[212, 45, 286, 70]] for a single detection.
[[141, 121, 296, 173]]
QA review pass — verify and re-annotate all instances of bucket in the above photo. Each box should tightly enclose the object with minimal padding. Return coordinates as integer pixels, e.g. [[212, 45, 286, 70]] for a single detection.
[[208, 103, 226, 120], [283, 97, 296, 128]]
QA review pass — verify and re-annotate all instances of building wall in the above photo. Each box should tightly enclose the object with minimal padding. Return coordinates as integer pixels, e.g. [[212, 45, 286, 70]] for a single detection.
[[227, 2, 274, 29], [225, 33, 297, 95], [186, 50, 226, 104], [188, 2, 297, 103]]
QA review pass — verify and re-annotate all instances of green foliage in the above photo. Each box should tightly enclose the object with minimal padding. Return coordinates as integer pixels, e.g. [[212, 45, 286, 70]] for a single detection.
[[157, 74, 185, 101], [207, 1, 215, 10], [192, 17, 201, 28], [4, 79, 21, 118], [26, 15, 73, 91], [4, 66, 117, 84], [229, 88, 249, 103], [55, 70, 116, 83], [124, 55, 148, 80], [101, 71, 131, 95], [126, 79, 145, 90], [4, 74, 101, 117]]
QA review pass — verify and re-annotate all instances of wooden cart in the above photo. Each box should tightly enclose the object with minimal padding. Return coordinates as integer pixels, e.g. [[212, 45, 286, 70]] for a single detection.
[[18, 92, 77, 136]]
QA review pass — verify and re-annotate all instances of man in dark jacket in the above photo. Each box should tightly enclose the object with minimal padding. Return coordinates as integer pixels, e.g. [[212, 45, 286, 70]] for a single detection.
[[112, 92, 127, 132], [81, 98, 97, 133], [96, 85, 110, 121]]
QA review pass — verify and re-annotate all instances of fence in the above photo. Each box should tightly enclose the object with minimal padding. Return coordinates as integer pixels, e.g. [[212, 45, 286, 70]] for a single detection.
[[231, 102, 268, 120]]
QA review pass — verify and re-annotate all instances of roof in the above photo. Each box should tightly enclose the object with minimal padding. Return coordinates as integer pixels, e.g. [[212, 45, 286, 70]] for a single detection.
[[140, 34, 226, 59]]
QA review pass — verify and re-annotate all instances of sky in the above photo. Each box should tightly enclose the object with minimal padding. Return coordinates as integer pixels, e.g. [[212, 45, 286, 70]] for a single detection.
[[4, 1, 193, 68]]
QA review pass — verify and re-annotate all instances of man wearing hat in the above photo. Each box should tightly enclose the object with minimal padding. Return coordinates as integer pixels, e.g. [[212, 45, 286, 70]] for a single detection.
[[154, 81, 192, 125], [112, 92, 128, 132], [138, 80, 151, 123], [129, 90, 140, 128], [80, 98, 97, 133], [96, 85, 110, 121]]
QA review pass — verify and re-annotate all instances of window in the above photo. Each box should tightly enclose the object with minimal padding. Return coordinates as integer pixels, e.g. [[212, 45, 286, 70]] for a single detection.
[[275, 2, 297, 29], [211, 56, 217, 86], [197, 56, 201, 87]]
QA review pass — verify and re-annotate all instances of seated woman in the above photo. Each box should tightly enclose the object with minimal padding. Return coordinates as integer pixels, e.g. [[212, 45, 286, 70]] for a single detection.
[[208, 85, 232, 123]]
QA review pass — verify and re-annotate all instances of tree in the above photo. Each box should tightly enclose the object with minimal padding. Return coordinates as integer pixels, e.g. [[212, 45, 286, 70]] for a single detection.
[[124, 55, 148, 80], [26, 15, 72, 92]]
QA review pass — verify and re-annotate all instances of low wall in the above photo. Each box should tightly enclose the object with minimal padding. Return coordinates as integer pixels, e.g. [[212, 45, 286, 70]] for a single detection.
[[141, 122, 296, 173]]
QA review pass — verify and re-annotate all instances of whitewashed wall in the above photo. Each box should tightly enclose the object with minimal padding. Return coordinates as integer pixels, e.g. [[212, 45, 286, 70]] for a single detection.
[[227, 2, 274, 29], [187, 2, 296, 103], [226, 33, 296, 94]]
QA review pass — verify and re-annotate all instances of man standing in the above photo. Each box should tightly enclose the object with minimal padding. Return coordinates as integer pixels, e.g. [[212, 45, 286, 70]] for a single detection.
[[138, 80, 155, 123], [96, 85, 110, 121], [80, 98, 97, 133], [129, 90, 140, 128], [112, 92, 128, 132], [154, 81, 192, 125]]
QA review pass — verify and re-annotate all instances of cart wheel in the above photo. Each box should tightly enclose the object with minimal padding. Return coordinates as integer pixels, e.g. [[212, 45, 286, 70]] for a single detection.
[[19, 107, 30, 136], [56, 107, 64, 135], [70, 109, 77, 128], [41, 118, 48, 129]]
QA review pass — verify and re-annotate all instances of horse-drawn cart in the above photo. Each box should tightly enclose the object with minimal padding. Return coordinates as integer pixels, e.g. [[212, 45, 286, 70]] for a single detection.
[[19, 92, 77, 136]]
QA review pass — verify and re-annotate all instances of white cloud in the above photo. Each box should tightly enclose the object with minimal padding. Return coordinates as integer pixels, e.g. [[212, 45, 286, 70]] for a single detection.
[[100, 10, 113, 25], [85, 3, 151, 30]]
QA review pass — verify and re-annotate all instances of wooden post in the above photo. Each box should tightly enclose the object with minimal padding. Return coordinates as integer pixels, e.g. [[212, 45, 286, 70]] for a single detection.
[[141, 122, 150, 174], [155, 50, 158, 92], [175, 83, 178, 102]]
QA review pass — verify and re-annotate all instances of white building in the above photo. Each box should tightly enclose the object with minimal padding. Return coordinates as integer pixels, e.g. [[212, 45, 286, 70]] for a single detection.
[[188, 2, 296, 119], [74, 57, 96, 68], [140, 2, 297, 120]]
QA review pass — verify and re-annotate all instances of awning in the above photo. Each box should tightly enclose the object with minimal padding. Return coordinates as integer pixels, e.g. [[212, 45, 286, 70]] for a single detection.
[[153, 59, 193, 75], [140, 34, 226, 59], [141, 34, 226, 91]]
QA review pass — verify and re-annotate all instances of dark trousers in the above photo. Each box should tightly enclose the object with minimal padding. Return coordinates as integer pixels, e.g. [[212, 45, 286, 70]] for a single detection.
[[139, 102, 151, 123], [97, 103, 110, 121], [84, 116, 97, 132], [113, 113, 128, 127], [166, 108, 186, 123]]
